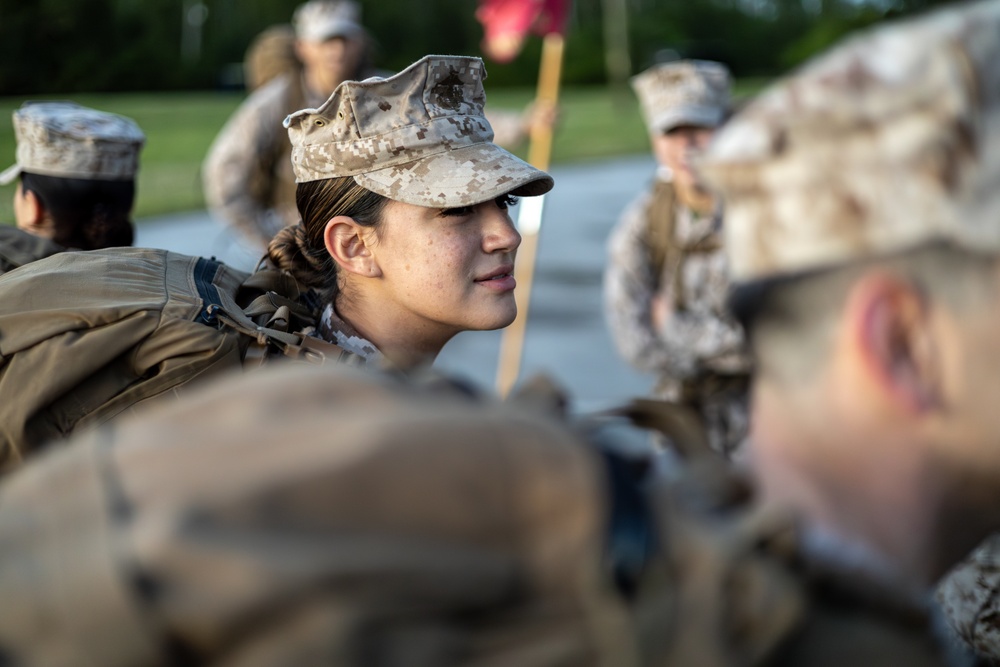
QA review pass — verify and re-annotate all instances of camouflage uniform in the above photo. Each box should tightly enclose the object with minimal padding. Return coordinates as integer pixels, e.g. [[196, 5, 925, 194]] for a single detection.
[[604, 61, 750, 456], [0, 361, 964, 666], [937, 537, 1000, 662], [202, 73, 326, 252]]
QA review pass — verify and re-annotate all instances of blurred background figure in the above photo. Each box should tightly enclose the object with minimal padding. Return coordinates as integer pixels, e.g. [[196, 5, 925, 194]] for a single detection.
[[603, 60, 750, 457], [243, 24, 300, 94], [0, 102, 143, 275], [203, 0, 375, 254]]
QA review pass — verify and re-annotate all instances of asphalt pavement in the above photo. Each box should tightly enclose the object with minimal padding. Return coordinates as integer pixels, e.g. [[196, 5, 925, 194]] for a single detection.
[[136, 153, 660, 411]]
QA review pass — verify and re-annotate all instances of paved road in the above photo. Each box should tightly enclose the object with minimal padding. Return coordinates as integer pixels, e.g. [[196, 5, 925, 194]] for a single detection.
[[137, 153, 659, 410]]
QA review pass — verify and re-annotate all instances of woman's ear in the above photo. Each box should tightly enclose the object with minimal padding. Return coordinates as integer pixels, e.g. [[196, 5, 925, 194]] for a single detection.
[[323, 216, 381, 278], [846, 272, 939, 414]]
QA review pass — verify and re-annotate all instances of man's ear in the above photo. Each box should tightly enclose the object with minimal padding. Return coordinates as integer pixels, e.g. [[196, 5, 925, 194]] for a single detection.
[[323, 216, 381, 278], [846, 272, 939, 414]]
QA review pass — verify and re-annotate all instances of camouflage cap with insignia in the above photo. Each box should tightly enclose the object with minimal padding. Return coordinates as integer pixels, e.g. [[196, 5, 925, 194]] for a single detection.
[[631, 60, 731, 135], [699, 0, 1000, 284], [293, 0, 363, 42], [283, 54, 554, 208], [0, 102, 145, 186]]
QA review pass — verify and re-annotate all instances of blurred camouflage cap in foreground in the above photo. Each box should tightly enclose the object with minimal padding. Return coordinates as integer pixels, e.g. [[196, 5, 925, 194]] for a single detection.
[[0, 363, 633, 665], [631, 60, 731, 135], [284, 54, 554, 207], [699, 0, 1000, 284], [292, 0, 363, 42], [0, 102, 145, 186]]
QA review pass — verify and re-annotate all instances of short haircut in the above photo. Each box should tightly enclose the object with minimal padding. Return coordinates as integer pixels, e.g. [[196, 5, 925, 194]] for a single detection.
[[730, 242, 1000, 385], [20, 172, 135, 250]]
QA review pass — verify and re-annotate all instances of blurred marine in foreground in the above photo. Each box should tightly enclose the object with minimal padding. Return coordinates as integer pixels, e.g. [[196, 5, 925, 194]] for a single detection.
[[698, 0, 1000, 662]]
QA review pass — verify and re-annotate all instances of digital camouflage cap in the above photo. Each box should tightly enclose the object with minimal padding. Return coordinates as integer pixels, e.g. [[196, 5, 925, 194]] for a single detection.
[[699, 0, 1000, 284], [631, 60, 731, 136], [0, 102, 145, 186], [283, 54, 554, 207]]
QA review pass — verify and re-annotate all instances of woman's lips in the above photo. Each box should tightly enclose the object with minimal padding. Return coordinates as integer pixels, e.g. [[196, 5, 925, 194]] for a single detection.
[[475, 268, 516, 291]]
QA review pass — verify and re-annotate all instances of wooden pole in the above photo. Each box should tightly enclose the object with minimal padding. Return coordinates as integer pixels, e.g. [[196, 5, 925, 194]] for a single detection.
[[495, 32, 565, 396]]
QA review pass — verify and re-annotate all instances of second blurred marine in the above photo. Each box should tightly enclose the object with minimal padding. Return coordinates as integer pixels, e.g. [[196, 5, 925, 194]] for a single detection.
[[604, 60, 750, 456], [203, 0, 375, 252], [0, 102, 143, 275]]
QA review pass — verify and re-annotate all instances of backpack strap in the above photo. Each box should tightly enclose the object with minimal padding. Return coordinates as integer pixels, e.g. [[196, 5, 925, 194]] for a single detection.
[[643, 179, 677, 293], [198, 262, 354, 367], [602, 396, 716, 463]]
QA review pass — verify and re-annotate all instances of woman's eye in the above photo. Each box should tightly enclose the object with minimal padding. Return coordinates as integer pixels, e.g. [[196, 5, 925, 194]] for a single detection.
[[496, 194, 519, 210], [441, 206, 474, 217]]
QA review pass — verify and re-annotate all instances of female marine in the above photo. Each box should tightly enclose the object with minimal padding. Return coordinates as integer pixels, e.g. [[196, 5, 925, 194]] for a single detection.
[[266, 54, 553, 370]]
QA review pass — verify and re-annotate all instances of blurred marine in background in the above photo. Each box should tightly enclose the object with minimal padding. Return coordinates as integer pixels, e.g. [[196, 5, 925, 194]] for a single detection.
[[0, 102, 144, 275], [203, 0, 376, 253], [604, 60, 751, 457]]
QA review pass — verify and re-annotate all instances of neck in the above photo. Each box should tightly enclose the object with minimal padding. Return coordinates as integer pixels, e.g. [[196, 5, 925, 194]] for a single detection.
[[750, 380, 974, 591], [334, 299, 451, 372], [303, 69, 335, 100]]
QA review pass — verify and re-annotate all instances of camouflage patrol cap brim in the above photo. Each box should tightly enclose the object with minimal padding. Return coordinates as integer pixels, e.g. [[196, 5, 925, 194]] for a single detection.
[[0, 102, 144, 185], [355, 141, 552, 207], [647, 105, 727, 136], [699, 0, 1000, 284], [285, 54, 554, 207], [631, 60, 731, 135]]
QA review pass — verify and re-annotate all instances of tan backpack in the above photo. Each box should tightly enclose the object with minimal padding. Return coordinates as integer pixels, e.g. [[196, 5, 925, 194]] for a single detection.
[[0, 246, 345, 470]]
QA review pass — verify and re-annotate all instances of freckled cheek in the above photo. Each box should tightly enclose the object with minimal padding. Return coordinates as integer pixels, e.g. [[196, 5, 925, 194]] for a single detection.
[[430, 249, 466, 295]]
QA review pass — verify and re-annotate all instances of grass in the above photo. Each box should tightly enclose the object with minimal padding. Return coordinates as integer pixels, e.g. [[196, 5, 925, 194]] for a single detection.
[[0, 79, 767, 223]]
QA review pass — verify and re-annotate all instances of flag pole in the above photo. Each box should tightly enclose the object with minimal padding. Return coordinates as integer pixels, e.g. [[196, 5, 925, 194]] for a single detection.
[[495, 31, 565, 396]]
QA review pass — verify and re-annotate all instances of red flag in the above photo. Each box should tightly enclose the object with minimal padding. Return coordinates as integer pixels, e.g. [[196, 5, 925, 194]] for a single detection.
[[476, 0, 570, 63]]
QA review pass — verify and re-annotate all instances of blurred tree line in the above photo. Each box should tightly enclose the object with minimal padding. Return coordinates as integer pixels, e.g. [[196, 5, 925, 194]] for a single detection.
[[0, 0, 961, 95]]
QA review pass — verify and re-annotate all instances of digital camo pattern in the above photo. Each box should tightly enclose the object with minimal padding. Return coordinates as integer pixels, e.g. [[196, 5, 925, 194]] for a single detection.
[[631, 60, 730, 135], [0, 102, 144, 185], [203, 74, 317, 251], [293, 0, 362, 41], [317, 302, 383, 364], [699, 0, 1000, 284], [604, 180, 751, 455], [936, 534, 1000, 662], [284, 54, 553, 207]]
